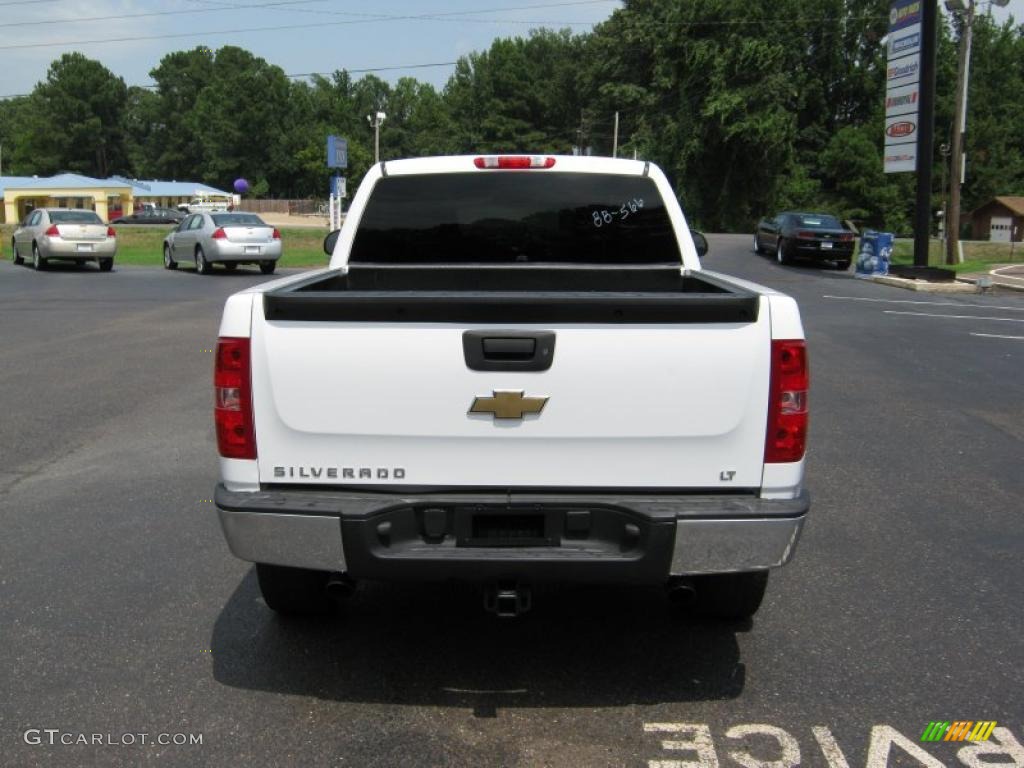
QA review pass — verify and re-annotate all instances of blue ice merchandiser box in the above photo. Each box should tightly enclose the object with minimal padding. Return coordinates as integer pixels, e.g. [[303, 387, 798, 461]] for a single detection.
[[855, 230, 893, 277]]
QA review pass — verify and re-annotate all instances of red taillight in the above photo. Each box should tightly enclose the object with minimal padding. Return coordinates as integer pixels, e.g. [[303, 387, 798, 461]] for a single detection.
[[474, 155, 556, 169], [272, 228, 281, 240], [107, 226, 116, 237], [45, 225, 60, 236], [796, 231, 817, 239], [765, 339, 808, 463], [214, 337, 256, 459], [839, 232, 855, 241], [212, 227, 227, 240]]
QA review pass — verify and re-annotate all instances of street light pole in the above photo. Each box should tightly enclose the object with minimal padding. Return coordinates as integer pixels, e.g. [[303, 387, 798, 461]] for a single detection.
[[366, 111, 386, 164]]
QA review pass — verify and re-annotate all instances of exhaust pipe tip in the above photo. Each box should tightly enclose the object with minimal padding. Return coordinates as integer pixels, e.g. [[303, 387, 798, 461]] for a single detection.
[[666, 578, 697, 606], [325, 574, 356, 601]]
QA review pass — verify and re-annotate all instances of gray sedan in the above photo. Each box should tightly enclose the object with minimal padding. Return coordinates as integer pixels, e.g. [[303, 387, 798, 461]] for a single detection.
[[163, 212, 281, 275], [11, 208, 117, 271]]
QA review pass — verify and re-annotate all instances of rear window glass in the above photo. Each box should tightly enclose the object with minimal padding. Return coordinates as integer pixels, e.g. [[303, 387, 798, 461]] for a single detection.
[[212, 213, 266, 227], [50, 211, 103, 224], [350, 172, 679, 264], [795, 214, 842, 228]]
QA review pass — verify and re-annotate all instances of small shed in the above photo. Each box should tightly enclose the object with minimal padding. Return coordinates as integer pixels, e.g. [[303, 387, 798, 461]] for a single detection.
[[970, 196, 1024, 242]]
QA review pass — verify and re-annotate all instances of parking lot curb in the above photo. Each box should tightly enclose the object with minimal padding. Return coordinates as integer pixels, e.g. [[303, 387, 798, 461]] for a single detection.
[[957, 275, 1024, 293], [870, 275, 978, 293]]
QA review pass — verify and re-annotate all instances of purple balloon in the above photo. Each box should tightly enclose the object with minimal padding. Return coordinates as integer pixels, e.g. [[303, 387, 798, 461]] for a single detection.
[[233, 178, 250, 194]]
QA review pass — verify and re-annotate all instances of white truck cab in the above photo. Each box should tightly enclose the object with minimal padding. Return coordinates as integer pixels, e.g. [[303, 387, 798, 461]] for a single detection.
[[213, 155, 809, 619]]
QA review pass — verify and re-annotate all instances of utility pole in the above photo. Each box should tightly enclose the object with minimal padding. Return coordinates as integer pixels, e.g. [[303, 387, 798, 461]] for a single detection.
[[939, 142, 950, 244], [945, 0, 1008, 264], [366, 111, 386, 164], [612, 111, 619, 158]]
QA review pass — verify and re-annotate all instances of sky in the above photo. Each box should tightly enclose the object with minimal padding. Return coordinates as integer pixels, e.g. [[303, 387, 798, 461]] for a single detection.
[[0, 0, 1021, 99], [0, 0, 623, 98]]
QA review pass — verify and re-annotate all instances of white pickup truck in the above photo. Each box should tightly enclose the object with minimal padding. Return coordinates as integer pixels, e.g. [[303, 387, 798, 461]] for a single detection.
[[213, 155, 809, 619]]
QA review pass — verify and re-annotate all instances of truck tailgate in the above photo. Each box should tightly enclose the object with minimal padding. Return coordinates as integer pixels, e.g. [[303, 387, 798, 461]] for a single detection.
[[250, 302, 771, 490]]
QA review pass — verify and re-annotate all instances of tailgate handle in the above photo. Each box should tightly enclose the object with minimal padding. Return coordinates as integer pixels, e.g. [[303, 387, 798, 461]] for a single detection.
[[463, 331, 555, 371], [482, 337, 535, 359]]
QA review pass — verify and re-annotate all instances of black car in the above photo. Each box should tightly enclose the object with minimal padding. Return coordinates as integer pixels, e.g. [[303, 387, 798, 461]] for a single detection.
[[111, 207, 185, 225], [754, 212, 855, 269]]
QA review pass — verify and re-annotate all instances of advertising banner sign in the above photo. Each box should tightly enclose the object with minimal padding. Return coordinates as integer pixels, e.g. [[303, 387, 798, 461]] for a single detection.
[[886, 52, 920, 88], [885, 82, 920, 117], [884, 0, 922, 173]]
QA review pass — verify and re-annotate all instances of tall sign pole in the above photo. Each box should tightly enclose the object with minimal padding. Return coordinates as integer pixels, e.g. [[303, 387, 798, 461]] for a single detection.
[[914, 0, 937, 268], [883, 0, 935, 269]]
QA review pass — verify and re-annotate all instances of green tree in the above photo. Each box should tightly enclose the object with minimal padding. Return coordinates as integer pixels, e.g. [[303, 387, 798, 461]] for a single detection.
[[20, 53, 129, 178]]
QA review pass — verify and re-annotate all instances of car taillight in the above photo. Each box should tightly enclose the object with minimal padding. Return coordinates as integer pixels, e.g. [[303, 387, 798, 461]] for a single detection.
[[796, 231, 817, 239], [272, 228, 281, 240], [107, 226, 116, 237], [840, 233, 854, 241], [474, 155, 556, 169], [45, 225, 60, 236], [214, 337, 256, 459], [212, 228, 227, 240], [765, 339, 808, 463]]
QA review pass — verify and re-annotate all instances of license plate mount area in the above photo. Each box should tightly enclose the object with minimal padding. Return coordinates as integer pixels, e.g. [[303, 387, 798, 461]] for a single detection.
[[457, 509, 559, 547]]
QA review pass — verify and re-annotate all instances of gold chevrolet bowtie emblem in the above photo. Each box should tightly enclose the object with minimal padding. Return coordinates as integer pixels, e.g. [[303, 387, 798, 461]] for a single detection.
[[469, 390, 548, 420]]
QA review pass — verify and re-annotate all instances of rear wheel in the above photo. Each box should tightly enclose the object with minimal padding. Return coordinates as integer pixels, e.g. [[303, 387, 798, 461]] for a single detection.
[[256, 563, 335, 615], [98, 258, 113, 272], [12, 239, 24, 265], [692, 571, 769, 620], [195, 246, 211, 275], [259, 260, 276, 275], [163, 245, 177, 270], [835, 259, 851, 271], [775, 238, 789, 265], [32, 243, 46, 271]]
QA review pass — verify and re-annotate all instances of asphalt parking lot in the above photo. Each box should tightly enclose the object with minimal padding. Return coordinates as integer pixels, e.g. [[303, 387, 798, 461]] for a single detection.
[[1, 237, 1021, 767]]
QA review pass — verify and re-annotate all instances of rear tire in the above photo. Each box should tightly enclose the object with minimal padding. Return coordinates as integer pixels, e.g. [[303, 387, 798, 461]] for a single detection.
[[12, 240, 24, 265], [776, 238, 789, 265], [259, 260, 276, 275], [195, 246, 211, 275], [692, 571, 769, 620], [256, 563, 335, 615], [32, 243, 46, 271], [163, 245, 177, 270], [835, 259, 851, 271], [98, 258, 113, 272]]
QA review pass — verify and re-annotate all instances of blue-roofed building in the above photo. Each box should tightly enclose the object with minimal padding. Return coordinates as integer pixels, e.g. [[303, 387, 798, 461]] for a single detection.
[[1, 173, 233, 223]]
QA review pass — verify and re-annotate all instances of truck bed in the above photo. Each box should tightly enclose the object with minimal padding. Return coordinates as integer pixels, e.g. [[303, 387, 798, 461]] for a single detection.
[[262, 264, 760, 324]]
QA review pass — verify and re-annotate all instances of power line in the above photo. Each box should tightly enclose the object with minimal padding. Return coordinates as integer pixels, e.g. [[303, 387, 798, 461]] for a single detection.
[[0, 0, 335, 28], [0, 0, 615, 26], [0, 61, 461, 98]]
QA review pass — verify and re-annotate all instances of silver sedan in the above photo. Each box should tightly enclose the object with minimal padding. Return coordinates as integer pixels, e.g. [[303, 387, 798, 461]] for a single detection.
[[11, 208, 117, 271], [163, 212, 282, 275]]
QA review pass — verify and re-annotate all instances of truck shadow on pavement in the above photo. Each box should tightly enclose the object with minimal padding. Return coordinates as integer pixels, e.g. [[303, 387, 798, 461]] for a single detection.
[[211, 569, 748, 711]]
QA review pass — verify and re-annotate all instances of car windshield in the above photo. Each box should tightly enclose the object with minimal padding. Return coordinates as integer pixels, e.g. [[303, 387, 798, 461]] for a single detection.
[[212, 213, 265, 227], [795, 214, 842, 229], [350, 172, 679, 264], [49, 210, 103, 224]]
